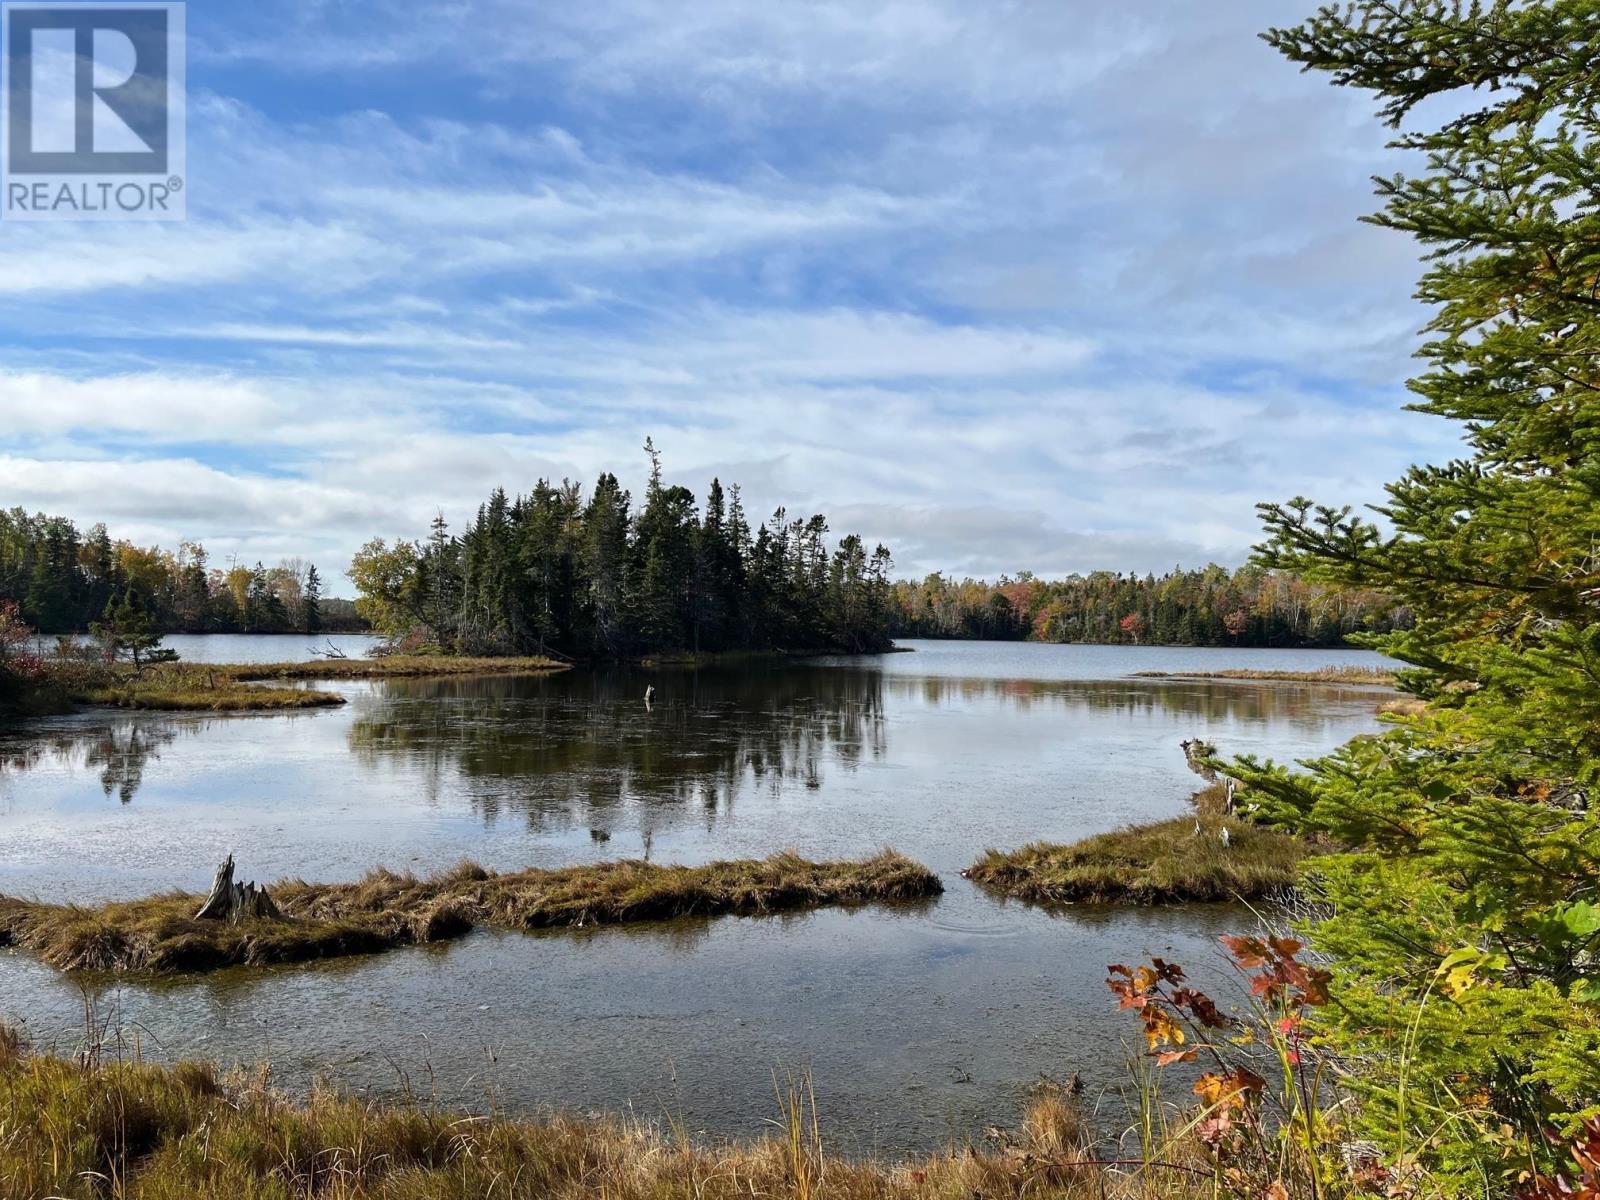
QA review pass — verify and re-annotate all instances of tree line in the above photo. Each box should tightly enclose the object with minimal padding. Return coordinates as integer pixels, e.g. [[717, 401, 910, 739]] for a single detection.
[[890, 566, 1410, 646], [348, 440, 897, 659], [0, 508, 358, 636]]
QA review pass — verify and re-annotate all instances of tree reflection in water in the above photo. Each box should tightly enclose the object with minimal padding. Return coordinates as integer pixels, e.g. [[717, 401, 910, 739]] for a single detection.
[[0, 718, 184, 804], [344, 665, 1377, 835]]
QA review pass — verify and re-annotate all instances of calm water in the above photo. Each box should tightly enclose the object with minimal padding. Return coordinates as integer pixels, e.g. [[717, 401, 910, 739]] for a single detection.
[[0, 639, 1388, 1153]]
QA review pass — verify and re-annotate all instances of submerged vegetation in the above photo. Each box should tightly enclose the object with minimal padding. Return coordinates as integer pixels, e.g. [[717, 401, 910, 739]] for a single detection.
[[0, 851, 942, 973]]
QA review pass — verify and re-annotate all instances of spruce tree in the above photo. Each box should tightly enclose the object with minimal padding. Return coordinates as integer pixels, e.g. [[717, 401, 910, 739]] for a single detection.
[[1232, 2, 1600, 1187], [303, 564, 322, 636]]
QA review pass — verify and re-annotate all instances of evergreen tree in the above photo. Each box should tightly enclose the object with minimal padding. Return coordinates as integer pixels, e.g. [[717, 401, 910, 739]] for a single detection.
[[346, 445, 901, 659], [1225, 2, 1600, 1187], [580, 472, 631, 656], [303, 564, 323, 636], [92, 589, 177, 673]]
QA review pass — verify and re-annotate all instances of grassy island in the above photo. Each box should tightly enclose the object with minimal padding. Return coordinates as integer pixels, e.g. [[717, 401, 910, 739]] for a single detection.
[[72, 678, 347, 711], [1130, 666, 1396, 686], [967, 816, 1317, 904], [0, 851, 942, 974], [6, 655, 571, 717], [216, 655, 568, 681]]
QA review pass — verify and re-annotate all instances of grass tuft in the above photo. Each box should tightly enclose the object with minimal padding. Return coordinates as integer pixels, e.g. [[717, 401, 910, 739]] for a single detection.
[[74, 682, 345, 711], [1131, 666, 1396, 686], [966, 811, 1316, 904], [0, 852, 942, 974], [0, 1044, 1218, 1200], [217, 655, 568, 681], [49, 655, 567, 714]]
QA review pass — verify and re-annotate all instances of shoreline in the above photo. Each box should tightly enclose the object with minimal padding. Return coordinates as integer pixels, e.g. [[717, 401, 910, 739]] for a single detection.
[[0, 1041, 1209, 1200]]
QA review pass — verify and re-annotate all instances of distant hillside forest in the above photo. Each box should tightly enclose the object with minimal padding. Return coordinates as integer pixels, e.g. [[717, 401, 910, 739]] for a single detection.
[[890, 568, 1410, 647], [348, 442, 897, 659], [0, 509, 363, 636]]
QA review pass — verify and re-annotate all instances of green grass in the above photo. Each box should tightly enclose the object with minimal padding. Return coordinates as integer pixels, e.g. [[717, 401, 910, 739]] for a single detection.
[[1131, 666, 1396, 686], [966, 816, 1317, 904], [0, 852, 942, 973], [0, 1036, 1221, 1200]]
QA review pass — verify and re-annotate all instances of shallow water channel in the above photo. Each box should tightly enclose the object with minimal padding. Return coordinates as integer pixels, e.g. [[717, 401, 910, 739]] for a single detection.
[[0, 639, 1386, 1154]]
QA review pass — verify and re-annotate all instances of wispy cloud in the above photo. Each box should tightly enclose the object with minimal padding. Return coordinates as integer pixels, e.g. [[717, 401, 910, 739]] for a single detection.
[[0, 0, 1449, 585]]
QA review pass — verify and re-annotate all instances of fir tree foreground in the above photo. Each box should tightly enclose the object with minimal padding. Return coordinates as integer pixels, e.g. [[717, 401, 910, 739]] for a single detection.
[[1222, 0, 1600, 1190]]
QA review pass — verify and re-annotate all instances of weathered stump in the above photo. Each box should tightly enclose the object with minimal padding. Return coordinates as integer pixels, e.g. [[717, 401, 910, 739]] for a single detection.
[[194, 854, 282, 923], [1181, 738, 1219, 782]]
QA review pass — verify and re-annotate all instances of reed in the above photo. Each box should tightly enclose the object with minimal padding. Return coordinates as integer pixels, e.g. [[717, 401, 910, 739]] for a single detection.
[[1131, 666, 1396, 686], [0, 1036, 1221, 1200], [0, 852, 943, 974], [73, 682, 345, 711], [966, 816, 1315, 904], [217, 655, 568, 681]]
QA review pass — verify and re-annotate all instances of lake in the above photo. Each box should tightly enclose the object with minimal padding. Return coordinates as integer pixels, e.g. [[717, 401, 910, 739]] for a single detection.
[[0, 637, 1388, 1154]]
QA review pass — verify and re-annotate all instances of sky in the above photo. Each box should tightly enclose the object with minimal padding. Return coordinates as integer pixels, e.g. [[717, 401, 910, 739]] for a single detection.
[[0, 0, 1461, 591]]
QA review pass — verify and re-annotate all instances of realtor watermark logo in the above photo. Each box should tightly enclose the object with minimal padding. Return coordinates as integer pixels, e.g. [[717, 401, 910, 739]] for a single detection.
[[1, 2, 185, 220]]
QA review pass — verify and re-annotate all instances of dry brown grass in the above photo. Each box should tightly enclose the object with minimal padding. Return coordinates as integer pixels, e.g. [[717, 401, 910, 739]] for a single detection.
[[1376, 696, 1428, 717], [0, 852, 943, 973], [966, 811, 1316, 904], [64, 655, 567, 712], [218, 655, 568, 681], [74, 682, 346, 711], [1131, 666, 1396, 686], [0, 1038, 1220, 1200]]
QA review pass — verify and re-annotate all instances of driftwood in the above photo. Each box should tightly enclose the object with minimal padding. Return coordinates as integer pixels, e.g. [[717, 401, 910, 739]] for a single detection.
[[194, 854, 282, 923], [1180, 738, 1219, 782]]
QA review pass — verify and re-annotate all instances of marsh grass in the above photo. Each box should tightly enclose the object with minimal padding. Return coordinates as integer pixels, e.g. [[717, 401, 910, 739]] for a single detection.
[[74, 681, 346, 711], [0, 852, 943, 974], [966, 807, 1316, 905], [58, 655, 567, 712], [0, 1035, 1224, 1200], [217, 656, 568, 681], [1131, 666, 1396, 686]]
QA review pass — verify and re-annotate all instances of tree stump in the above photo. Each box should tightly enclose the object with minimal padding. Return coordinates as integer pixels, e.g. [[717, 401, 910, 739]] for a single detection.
[[194, 854, 282, 923], [1181, 738, 1219, 782]]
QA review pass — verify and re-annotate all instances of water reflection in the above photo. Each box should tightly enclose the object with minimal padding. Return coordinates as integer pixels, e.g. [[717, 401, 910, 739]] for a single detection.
[[347, 667, 890, 828], [0, 718, 183, 804], [340, 667, 1376, 835], [890, 673, 1379, 727], [0, 642, 1389, 1153]]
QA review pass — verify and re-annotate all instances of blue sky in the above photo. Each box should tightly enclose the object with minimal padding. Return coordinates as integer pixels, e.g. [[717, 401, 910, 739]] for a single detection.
[[0, 0, 1458, 588]]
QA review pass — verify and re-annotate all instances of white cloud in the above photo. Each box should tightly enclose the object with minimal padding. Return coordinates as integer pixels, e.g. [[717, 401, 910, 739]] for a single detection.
[[0, 0, 1455, 585]]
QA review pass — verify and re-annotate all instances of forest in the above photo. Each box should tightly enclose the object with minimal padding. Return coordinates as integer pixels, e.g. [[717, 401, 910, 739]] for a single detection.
[[2, 493, 1411, 657], [890, 567, 1410, 646], [0, 508, 358, 636], [348, 440, 897, 659]]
